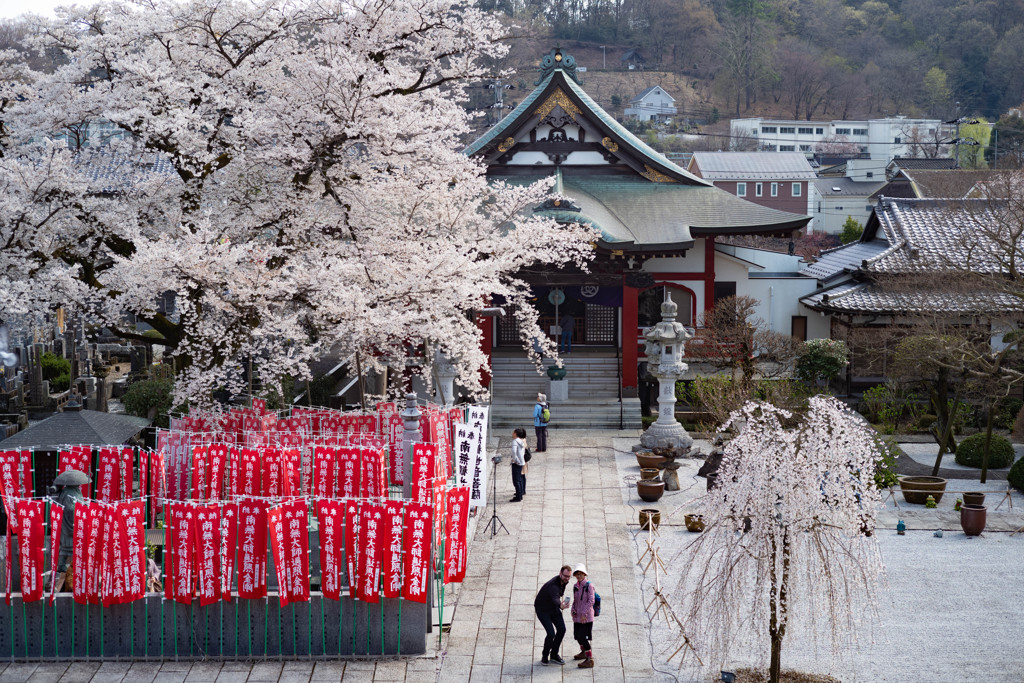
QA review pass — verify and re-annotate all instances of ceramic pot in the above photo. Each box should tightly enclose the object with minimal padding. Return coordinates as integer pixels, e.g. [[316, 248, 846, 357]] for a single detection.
[[637, 453, 668, 469], [960, 504, 986, 536], [963, 491, 986, 507], [640, 467, 661, 481], [898, 475, 947, 505], [639, 508, 661, 531], [637, 479, 665, 503], [684, 514, 705, 532], [546, 366, 567, 380]]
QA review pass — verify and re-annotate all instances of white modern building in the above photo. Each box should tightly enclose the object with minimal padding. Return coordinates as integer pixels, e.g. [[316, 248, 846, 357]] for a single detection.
[[730, 116, 953, 161]]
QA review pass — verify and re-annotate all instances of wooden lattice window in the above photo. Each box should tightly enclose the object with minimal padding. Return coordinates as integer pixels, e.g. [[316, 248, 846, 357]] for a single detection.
[[585, 304, 616, 344]]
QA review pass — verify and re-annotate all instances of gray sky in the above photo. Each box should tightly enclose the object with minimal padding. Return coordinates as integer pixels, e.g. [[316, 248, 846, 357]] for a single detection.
[[0, 0, 70, 20]]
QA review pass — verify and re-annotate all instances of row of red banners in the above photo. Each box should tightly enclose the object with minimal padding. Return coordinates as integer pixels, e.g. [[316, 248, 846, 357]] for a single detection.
[[163, 488, 469, 606]]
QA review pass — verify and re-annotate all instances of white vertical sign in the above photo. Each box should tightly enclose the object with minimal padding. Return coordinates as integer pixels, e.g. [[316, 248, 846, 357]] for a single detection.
[[466, 406, 489, 507]]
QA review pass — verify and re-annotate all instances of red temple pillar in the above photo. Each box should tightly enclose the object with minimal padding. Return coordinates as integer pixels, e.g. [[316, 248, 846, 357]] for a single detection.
[[622, 280, 639, 395], [703, 235, 716, 315]]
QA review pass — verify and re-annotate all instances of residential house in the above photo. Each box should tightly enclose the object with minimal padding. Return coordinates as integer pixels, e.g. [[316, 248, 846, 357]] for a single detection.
[[624, 86, 676, 122], [811, 159, 887, 234], [687, 151, 815, 217], [731, 117, 953, 161], [800, 196, 1021, 388]]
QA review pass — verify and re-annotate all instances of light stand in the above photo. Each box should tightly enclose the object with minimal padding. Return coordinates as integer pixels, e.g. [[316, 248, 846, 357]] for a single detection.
[[486, 454, 508, 537]]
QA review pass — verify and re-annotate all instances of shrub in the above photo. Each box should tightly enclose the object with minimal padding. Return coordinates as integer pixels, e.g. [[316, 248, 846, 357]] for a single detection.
[[641, 415, 656, 431], [995, 397, 1024, 430], [1009, 453, 1024, 492], [795, 338, 849, 385], [954, 433, 1016, 469], [839, 216, 863, 244], [917, 413, 937, 430], [871, 433, 901, 489], [40, 351, 71, 391], [122, 377, 175, 429]]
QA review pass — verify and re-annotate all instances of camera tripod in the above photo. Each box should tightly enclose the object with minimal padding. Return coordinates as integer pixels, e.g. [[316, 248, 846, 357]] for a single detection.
[[486, 455, 508, 537]]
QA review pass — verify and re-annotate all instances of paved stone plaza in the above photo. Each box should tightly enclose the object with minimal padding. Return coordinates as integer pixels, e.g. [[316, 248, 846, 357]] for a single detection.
[[0, 429, 1022, 682]]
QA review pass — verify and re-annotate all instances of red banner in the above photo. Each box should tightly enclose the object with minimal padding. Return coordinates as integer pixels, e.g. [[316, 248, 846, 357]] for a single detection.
[[195, 504, 221, 606], [84, 501, 104, 605], [237, 499, 268, 599], [99, 503, 125, 606], [48, 502, 63, 605], [59, 446, 92, 499], [386, 414, 404, 485], [227, 447, 240, 500], [17, 500, 44, 602], [72, 502, 91, 605], [344, 500, 360, 599], [97, 448, 120, 502], [237, 448, 261, 496], [191, 446, 208, 501], [361, 448, 387, 499], [263, 448, 283, 498], [168, 502, 195, 605], [401, 502, 431, 604], [268, 499, 308, 606], [0, 451, 23, 527], [410, 444, 437, 505], [356, 502, 383, 603], [207, 444, 228, 501], [219, 503, 238, 602], [282, 448, 301, 496], [122, 500, 146, 602], [444, 486, 470, 583], [381, 500, 404, 599], [313, 447, 337, 499], [337, 448, 360, 499], [139, 449, 149, 508], [315, 500, 344, 600]]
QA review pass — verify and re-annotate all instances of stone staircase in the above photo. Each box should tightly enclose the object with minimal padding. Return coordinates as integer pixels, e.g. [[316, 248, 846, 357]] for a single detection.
[[489, 352, 642, 430]]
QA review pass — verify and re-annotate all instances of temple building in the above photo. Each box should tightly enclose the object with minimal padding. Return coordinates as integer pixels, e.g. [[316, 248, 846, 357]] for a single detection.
[[467, 49, 822, 427]]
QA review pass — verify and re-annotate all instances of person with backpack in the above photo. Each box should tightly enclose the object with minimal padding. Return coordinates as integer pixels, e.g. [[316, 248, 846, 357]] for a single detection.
[[533, 392, 549, 452], [570, 563, 598, 668]]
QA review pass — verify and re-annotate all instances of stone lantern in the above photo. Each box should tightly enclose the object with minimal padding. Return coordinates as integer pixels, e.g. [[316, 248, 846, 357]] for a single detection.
[[640, 293, 693, 449]]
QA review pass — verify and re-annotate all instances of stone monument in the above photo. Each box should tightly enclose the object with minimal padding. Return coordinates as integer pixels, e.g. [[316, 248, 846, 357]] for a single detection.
[[639, 294, 693, 450]]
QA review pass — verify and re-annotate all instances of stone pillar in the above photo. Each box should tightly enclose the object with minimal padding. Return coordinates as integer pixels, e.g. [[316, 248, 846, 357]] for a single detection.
[[640, 296, 693, 450], [400, 392, 421, 500], [433, 350, 457, 406], [29, 344, 45, 406]]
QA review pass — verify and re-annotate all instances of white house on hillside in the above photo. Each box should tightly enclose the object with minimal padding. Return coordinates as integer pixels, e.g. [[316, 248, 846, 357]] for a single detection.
[[624, 86, 676, 122]]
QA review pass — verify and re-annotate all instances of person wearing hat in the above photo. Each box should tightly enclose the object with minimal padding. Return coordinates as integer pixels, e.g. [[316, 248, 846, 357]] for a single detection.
[[570, 563, 596, 668], [51, 469, 91, 590]]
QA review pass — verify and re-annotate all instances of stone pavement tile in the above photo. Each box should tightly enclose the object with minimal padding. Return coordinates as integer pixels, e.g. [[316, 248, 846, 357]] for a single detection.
[[445, 634, 479, 654], [212, 674, 247, 683], [479, 609, 508, 625], [508, 602, 534, 622], [158, 665, 191, 674], [436, 655, 472, 682], [371, 660, 406, 681], [310, 663, 345, 681], [501, 637, 534, 658], [404, 658, 437, 675], [472, 629, 508, 666], [276, 672, 310, 683], [184, 663, 222, 683], [121, 664, 156, 683], [90, 675, 127, 683], [26, 665, 68, 683], [151, 674, 186, 683], [468, 664, 501, 682], [281, 663, 313, 673], [57, 664, 100, 683], [215, 665, 249, 674], [592, 668, 625, 683], [97, 665, 132, 675], [1, 665, 38, 683], [341, 661, 375, 673], [244, 664, 282, 683]]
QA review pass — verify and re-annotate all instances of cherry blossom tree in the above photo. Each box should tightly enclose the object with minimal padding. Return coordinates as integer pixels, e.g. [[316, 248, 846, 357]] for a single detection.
[[669, 396, 884, 683], [0, 0, 594, 404]]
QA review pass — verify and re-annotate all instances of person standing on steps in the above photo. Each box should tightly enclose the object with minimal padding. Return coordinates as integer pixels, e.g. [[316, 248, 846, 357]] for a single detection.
[[559, 312, 575, 354], [570, 563, 596, 668], [534, 565, 572, 666], [533, 392, 549, 452], [510, 427, 527, 502]]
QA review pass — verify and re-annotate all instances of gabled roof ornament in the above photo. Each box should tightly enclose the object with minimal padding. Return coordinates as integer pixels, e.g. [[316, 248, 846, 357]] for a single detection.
[[536, 47, 582, 86]]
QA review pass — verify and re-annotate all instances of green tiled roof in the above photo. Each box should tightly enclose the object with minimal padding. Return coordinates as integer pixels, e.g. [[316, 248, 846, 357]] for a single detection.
[[464, 73, 556, 157]]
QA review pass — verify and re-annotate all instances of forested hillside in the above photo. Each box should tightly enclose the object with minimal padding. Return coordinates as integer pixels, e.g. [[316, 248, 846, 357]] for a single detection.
[[482, 0, 1024, 121]]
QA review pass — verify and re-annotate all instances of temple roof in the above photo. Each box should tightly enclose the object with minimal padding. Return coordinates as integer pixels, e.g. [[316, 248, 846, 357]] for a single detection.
[[467, 48, 810, 249]]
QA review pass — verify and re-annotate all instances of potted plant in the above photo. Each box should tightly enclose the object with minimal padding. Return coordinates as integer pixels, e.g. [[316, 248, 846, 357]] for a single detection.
[[897, 475, 948, 505]]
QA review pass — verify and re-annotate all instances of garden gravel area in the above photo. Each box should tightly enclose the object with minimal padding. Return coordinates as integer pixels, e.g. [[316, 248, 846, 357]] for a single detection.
[[612, 437, 1024, 683]]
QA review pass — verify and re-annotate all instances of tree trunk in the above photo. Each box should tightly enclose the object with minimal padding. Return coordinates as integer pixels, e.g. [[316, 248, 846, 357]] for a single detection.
[[770, 634, 783, 683], [932, 386, 961, 476], [981, 399, 995, 483]]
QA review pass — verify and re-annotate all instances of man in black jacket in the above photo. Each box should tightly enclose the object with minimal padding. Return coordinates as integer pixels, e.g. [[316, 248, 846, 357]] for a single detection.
[[534, 565, 572, 665]]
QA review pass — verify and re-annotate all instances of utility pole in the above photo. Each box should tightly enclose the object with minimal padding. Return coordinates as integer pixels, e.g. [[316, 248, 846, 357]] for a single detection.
[[600, 46, 607, 70]]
